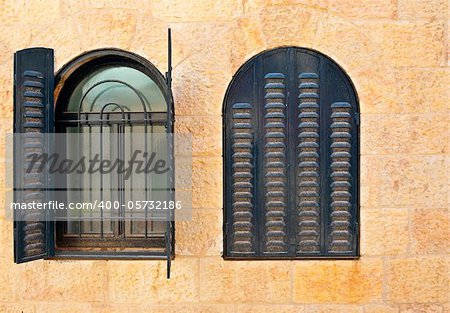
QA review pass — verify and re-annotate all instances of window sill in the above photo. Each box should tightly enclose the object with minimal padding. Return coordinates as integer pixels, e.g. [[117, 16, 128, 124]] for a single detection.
[[50, 250, 174, 260]]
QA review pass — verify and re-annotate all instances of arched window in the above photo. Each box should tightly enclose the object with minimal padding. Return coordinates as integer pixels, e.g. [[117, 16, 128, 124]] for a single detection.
[[223, 47, 359, 259], [54, 49, 173, 254], [13, 47, 174, 268]]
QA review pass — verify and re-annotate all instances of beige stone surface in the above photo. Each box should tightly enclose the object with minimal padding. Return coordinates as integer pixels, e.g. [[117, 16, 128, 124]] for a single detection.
[[293, 258, 383, 303], [0, 257, 18, 302], [0, 0, 449, 310], [411, 207, 449, 254], [173, 53, 231, 116], [361, 208, 409, 255], [396, 69, 450, 113], [386, 257, 448, 303], [151, 0, 243, 22], [108, 257, 199, 304], [326, 0, 396, 19], [398, 0, 448, 20], [258, 5, 321, 49], [176, 209, 222, 255], [376, 156, 447, 208], [0, 303, 34, 313], [75, 9, 138, 50], [35, 302, 92, 313], [304, 304, 364, 313], [399, 304, 444, 313], [191, 157, 222, 209], [360, 156, 382, 208], [175, 116, 222, 156], [365, 304, 399, 313], [200, 257, 291, 303], [361, 114, 448, 155], [356, 22, 446, 67], [236, 304, 305, 313], [21, 260, 107, 302]]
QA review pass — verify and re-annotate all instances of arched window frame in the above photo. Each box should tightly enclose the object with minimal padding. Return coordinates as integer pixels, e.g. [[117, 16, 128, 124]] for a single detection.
[[53, 49, 174, 257], [13, 43, 175, 277], [223, 47, 360, 259]]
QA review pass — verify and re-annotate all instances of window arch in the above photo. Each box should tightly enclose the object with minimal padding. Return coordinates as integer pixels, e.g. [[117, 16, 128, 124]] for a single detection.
[[223, 47, 359, 259]]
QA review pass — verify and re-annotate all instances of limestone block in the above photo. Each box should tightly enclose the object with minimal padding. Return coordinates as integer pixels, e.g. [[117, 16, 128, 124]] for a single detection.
[[16, 0, 61, 25], [326, 0, 396, 19], [35, 302, 92, 313], [0, 257, 18, 302], [365, 304, 399, 313], [361, 114, 448, 155], [361, 208, 409, 256], [191, 157, 222, 209], [375, 156, 447, 208], [304, 304, 364, 313], [411, 207, 449, 254], [360, 156, 381, 208], [399, 304, 444, 313], [258, 6, 321, 49], [315, 19, 386, 72], [357, 22, 446, 67], [0, 23, 32, 65], [108, 257, 199, 304], [176, 209, 222, 255], [226, 17, 267, 73], [398, 0, 448, 20], [199, 257, 291, 303], [21, 260, 107, 301], [237, 304, 305, 313], [386, 257, 448, 303], [293, 258, 383, 303], [0, 303, 34, 313], [29, 18, 83, 69], [151, 0, 243, 22], [175, 116, 222, 156], [172, 54, 231, 116], [75, 9, 138, 50], [131, 18, 192, 71], [396, 69, 449, 113]]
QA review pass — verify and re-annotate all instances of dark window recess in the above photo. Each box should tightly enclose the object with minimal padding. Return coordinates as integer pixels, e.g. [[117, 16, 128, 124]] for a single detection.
[[14, 31, 174, 277], [223, 47, 360, 259]]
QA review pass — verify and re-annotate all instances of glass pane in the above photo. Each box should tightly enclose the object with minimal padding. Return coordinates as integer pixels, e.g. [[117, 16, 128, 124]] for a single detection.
[[66, 66, 167, 113]]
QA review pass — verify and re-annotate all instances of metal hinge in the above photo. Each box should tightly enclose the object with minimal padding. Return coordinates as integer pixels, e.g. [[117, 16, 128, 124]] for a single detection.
[[224, 221, 228, 236], [354, 112, 360, 125]]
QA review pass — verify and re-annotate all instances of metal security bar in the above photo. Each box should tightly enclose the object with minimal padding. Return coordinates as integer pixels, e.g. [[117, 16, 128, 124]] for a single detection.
[[55, 79, 168, 248]]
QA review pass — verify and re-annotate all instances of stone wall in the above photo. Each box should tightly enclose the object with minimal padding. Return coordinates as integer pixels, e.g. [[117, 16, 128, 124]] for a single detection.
[[0, 0, 448, 312]]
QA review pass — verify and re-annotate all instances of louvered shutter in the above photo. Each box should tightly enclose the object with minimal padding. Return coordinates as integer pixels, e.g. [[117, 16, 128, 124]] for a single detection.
[[13, 48, 54, 263], [224, 47, 359, 258]]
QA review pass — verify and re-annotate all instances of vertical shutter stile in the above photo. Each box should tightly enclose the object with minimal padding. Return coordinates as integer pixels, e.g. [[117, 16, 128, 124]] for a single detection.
[[263, 73, 288, 254], [296, 72, 321, 254], [14, 48, 54, 263], [230, 102, 255, 255], [328, 101, 353, 253]]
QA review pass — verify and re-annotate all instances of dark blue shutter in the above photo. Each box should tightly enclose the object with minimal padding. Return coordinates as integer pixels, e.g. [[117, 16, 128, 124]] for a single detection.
[[224, 47, 359, 258], [13, 48, 54, 263]]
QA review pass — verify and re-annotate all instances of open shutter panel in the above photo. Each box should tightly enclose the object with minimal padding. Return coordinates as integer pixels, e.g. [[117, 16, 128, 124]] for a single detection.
[[14, 48, 54, 263]]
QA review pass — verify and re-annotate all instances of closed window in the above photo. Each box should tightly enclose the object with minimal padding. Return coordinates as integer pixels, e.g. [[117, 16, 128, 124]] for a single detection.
[[223, 47, 359, 259]]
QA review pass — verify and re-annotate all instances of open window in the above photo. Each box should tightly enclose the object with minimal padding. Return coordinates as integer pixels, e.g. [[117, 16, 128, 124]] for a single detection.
[[13, 37, 174, 276], [223, 47, 360, 259]]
